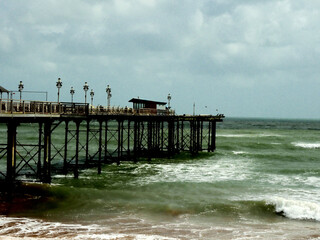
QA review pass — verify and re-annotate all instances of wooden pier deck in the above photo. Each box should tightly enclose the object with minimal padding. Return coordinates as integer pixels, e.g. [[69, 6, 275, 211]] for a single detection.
[[0, 100, 224, 184]]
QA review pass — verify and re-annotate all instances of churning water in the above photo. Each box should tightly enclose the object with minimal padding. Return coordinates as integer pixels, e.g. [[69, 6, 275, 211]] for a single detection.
[[1, 118, 320, 239]]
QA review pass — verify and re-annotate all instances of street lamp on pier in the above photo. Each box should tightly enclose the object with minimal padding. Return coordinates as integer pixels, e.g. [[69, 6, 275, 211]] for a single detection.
[[83, 82, 89, 104], [106, 85, 111, 109], [167, 93, 171, 110], [56, 78, 62, 103], [18, 81, 24, 103], [90, 89, 94, 112], [70, 87, 75, 103]]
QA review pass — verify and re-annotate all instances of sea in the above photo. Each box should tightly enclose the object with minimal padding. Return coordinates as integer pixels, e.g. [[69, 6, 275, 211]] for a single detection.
[[0, 118, 320, 240]]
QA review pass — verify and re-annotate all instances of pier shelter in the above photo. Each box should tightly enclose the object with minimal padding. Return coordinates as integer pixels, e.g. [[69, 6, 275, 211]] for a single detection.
[[129, 98, 168, 115], [0, 86, 10, 99]]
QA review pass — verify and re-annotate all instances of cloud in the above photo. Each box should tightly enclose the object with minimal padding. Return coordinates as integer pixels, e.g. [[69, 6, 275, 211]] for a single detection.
[[1, 0, 320, 118]]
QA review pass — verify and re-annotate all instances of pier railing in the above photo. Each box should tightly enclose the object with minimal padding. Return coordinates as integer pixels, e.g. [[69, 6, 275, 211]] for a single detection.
[[0, 99, 175, 116], [0, 99, 89, 115]]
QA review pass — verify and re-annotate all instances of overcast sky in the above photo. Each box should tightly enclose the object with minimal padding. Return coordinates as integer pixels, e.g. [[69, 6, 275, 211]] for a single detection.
[[1, 0, 320, 119]]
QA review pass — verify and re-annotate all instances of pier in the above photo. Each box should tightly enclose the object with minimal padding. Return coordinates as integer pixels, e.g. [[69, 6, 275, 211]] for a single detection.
[[0, 97, 224, 185]]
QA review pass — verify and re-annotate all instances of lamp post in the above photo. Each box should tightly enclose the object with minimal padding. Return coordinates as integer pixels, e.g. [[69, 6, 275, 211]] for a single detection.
[[70, 87, 75, 103], [56, 78, 62, 103], [18, 81, 24, 103], [167, 93, 171, 110], [83, 82, 89, 104], [106, 84, 111, 109], [90, 89, 94, 113], [193, 102, 196, 116]]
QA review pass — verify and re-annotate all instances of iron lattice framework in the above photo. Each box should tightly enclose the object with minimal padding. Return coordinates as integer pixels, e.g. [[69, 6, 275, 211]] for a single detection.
[[0, 115, 222, 185]]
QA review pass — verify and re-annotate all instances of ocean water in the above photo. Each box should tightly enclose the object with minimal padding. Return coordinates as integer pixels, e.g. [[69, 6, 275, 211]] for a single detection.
[[1, 118, 320, 239]]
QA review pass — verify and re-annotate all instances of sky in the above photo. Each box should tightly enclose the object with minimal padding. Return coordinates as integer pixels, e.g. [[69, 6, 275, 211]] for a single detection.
[[1, 0, 320, 119]]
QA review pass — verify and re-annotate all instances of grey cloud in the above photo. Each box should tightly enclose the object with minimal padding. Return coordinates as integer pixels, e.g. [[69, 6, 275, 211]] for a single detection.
[[1, 0, 320, 118]]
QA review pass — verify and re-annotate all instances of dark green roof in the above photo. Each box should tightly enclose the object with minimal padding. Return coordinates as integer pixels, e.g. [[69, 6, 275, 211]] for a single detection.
[[0, 86, 9, 93], [129, 98, 166, 105]]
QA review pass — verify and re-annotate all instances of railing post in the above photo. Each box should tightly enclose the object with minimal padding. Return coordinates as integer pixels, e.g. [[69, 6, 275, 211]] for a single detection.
[[10, 100, 13, 114], [23, 101, 25, 114]]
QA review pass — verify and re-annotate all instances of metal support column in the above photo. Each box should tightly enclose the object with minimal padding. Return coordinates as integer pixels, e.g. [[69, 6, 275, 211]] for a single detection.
[[98, 120, 103, 174], [148, 120, 152, 161], [117, 120, 122, 165], [168, 120, 174, 156], [181, 120, 184, 151], [74, 121, 80, 179], [196, 120, 200, 152], [63, 121, 69, 174], [160, 121, 164, 151], [127, 120, 131, 160], [190, 120, 193, 153], [43, 121, 52, 183], [200, 121, 203, 151], [104, 120, 108, 162], [6, 121, 17, 183], [133, 120, 138, 162], [85, 120, 90, 166], [176, 120, 180, 153], [37, 122, 43, 179], [211, 121, 216, 151], [208, 121, 212, 152]]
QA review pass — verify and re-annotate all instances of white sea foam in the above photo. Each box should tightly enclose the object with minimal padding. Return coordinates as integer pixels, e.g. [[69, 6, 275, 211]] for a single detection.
[[218, 133, 282, 138], [232, 151, 248, 155], [292, 142, 320, 149], [0, 216, 180, 240], [73, 233, 179, 240], [267, 197, 320, 221], [0, 216, 99, 238], [217, 134, 250, 138], [134, 157, 253, 184]]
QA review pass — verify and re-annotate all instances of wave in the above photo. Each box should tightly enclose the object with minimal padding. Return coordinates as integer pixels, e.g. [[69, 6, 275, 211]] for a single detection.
[[0, 216, 180, 240], [292, 142, 320, 149], [232, 151, 248, 155], [217, 134, 249, 138], [218, 133, 283, 138], [267, 197, 320, 221], [0, 216, 99, 238]]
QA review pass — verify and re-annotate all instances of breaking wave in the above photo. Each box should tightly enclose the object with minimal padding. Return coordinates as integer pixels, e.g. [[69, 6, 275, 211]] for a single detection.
[[267, 197, 320, 221], [292, 142, 320, 149]]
